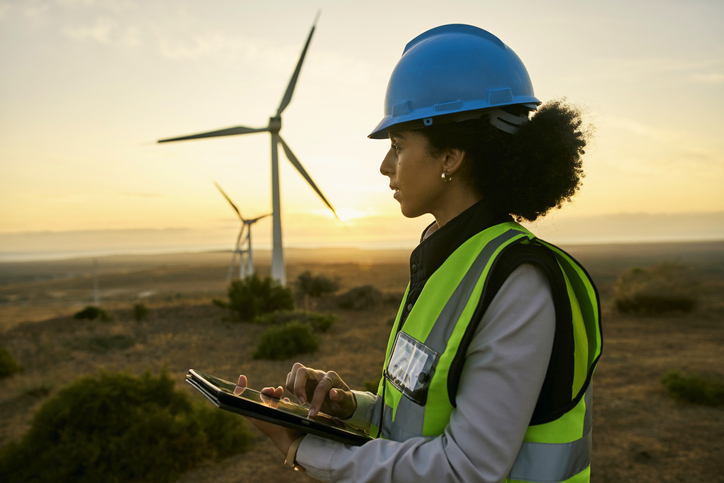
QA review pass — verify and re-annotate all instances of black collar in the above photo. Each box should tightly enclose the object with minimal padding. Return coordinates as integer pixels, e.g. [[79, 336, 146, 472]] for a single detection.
[[408, 200, 512, 285]]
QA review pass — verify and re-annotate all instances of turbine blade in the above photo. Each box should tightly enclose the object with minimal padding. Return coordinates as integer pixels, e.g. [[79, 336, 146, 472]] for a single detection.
[[214, 181, 244, 220], [248, 213, 273, 224], [278, 136, 340, 221], [275, 12, 320, 117], [158, 125, 268, 143]]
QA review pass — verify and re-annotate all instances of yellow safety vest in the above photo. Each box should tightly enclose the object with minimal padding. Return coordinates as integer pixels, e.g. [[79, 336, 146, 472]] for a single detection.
[[371, 222, 602, 483]]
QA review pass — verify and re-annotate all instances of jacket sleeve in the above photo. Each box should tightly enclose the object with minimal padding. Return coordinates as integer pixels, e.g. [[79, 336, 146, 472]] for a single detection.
[[342, 390, 379, 430], [296, 263, 556, 483]]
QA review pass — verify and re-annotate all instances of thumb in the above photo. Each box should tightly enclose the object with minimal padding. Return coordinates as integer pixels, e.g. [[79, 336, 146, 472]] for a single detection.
[[330, 388, 344, 401]]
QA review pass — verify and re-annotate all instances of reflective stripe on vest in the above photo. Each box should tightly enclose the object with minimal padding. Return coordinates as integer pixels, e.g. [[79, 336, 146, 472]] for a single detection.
[[371, 222, 601, 483], [508, 386, 593, 483]]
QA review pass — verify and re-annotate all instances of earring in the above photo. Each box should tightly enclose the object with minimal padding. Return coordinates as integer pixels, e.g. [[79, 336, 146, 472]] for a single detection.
[[441, 170, 452, 183]]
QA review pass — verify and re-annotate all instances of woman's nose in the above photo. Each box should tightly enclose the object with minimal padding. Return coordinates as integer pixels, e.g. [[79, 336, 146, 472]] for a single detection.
[[380, 148, 395, 176]]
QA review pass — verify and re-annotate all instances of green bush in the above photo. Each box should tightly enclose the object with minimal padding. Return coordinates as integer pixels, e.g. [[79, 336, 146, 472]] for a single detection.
[[337, 285, 383, 310], [254, 310, 336, 333], [0, 347, 23, 380], [73, 305, 112, 321], [613, 263, 698, 315], [0, 368, 253, 483], [133, 302, 150, 322], [68, 334, 136, 353], [296, 271, 340, 297], [307, 312, 336, 333], [217, 273, 294, 322], [253, 321, 319, 360], [661, 371, 724, 407]]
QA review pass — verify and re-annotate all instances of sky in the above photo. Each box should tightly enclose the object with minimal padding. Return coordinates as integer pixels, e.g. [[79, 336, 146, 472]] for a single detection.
[[1, 0, 723, 259]]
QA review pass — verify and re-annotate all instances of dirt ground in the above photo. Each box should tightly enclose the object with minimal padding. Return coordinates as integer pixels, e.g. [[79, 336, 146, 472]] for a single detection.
[[1, 242, 723, 482]]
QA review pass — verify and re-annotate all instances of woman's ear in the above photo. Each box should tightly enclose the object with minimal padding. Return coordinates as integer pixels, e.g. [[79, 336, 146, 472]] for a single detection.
[[443, 147, 466, 175]]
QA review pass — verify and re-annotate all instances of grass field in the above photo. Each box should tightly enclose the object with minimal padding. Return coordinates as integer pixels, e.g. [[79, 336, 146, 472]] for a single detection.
[[1, 241, 723, 482]]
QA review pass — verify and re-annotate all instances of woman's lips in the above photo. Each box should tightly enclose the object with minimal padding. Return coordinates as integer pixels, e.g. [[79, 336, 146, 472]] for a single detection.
[[390, 185, 400, 199]]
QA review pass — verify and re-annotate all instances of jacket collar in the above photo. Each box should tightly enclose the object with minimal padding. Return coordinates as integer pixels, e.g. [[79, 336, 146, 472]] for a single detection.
[[408, 200, 512, 284]]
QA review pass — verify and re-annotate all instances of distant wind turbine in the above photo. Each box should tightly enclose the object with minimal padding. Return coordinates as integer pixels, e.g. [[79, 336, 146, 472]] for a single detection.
[[157, 12, 338, 285], [214, 181, 271, 281]]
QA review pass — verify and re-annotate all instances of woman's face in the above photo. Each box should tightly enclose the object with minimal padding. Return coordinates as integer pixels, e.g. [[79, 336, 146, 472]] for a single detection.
[[379, 130, 448, 219]]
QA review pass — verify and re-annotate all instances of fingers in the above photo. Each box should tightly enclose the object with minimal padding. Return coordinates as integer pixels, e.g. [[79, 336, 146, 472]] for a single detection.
[[285, 362, 305, 401], [286, 362, 320, 405], [284, 364, 353, 418], [308, 375, 332, 417], [260, 386, 284, 408], [309, 371, 343, 417], [234, 375, 248, 395]]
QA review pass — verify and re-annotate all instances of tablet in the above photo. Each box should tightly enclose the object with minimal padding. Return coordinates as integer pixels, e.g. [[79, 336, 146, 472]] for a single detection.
[[186, 369, 373, 446]]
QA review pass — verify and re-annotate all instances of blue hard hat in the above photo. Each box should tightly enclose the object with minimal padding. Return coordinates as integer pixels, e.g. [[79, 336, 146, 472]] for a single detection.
[[368, 24, 540, 139]]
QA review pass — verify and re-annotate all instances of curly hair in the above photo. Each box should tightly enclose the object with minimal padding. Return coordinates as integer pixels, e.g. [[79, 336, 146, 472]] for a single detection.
[[419, 99, 590, 222]]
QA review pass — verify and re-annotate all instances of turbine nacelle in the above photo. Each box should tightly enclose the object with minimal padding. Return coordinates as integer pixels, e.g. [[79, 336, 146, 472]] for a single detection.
[[268, 116, 282, 133]]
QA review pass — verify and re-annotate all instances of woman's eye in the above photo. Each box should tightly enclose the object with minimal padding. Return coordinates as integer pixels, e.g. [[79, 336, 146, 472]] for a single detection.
[[391, 144, 400, 153]]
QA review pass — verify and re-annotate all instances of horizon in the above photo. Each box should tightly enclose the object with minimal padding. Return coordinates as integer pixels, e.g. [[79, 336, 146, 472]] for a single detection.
[[1, 1, 722, 255], [2, 210, 724, 262]]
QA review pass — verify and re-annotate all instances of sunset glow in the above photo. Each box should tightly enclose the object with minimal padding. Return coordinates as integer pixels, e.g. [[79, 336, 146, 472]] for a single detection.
[[1, 0, 723, 259]]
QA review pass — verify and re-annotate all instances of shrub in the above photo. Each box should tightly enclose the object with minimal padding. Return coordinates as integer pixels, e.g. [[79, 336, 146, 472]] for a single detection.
[[337, 285, 383, 310], [73, 305, 112, 321], [0, 367, 253, 483], [253, 321, 319, 360], [0, 347, 23, 380], [307, 312, 336, 333], [613, 263, 698, 315], [661, 371, 724, 407], [68, 334, 136, 353], [133, 302, 150, 322], [24, 384, 51, 398], [296, 271, 340, 297], [218, 273, 294, 322], [254, 310, 336, 333]]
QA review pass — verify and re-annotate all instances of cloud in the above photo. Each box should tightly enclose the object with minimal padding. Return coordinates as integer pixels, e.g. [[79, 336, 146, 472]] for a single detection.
[[154, 31, 256, 62], [62, 16, 114, 43], [604, 116, 723, 173], [564, 57, 724, 84], [690, 73, 724, 84], [607, 116, 670, 142], [39, 193, 93, 201], [116, 192, 163, 199], [23, 3, 50, 17]]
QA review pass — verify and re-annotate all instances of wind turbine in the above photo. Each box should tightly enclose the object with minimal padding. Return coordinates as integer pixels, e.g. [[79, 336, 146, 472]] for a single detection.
[[214, 181, 270, 281], [157, 12, 338, 285]]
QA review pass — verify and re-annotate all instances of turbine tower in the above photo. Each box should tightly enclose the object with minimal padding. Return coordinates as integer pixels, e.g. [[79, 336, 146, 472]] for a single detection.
[[214, 181, 271, 281], [158, 12, 337, 285]]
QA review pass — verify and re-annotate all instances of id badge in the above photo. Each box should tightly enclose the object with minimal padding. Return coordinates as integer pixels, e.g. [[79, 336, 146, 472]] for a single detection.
[[385, 332, 439, 405]]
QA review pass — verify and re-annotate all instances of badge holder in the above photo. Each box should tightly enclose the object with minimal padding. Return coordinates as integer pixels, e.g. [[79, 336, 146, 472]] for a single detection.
[[385, 331, 439, 405]]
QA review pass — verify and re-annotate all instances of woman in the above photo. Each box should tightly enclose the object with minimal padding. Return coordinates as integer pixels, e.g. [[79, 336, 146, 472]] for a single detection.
[[239, 24, 603, 483]]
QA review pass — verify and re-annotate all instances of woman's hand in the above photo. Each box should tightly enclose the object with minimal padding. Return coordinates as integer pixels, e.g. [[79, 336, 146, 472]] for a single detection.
[[286, 363, 356, 419], [235, 375, 303, 457]]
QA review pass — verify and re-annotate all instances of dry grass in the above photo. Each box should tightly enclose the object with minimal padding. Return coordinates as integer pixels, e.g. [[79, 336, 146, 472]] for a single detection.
[[1, 243, 723, 482]]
